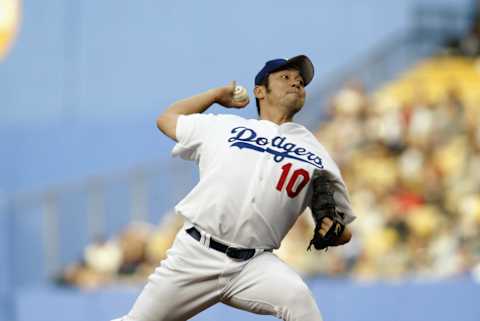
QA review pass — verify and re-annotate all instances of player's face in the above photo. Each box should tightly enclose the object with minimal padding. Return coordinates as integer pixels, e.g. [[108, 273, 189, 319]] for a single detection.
[[266, 68, 306, 112]]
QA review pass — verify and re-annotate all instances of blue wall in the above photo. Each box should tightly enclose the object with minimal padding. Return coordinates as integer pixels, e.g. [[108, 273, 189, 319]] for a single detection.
[[0, 200, 13, 321]]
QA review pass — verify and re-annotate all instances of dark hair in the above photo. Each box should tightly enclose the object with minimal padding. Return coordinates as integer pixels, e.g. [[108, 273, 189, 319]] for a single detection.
[[255, 75, 270, 116]]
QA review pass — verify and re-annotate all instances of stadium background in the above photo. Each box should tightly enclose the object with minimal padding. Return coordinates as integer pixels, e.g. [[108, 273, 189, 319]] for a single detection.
[[1, 0, 479, 320]]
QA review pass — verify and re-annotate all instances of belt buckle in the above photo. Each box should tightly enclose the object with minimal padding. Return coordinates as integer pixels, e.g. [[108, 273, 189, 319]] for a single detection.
[[225, 246, 236, 259], [226, 246, 255, 261]]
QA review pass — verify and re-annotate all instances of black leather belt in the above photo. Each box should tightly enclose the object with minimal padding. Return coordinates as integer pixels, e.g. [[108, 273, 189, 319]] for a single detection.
[[186, 227, 270, 261]]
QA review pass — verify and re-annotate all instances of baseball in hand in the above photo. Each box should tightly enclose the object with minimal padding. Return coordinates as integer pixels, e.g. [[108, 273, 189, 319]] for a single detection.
[[233, 85, 249, 101]]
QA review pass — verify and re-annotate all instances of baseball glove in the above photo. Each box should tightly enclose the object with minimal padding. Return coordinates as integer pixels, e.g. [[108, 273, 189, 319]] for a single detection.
[[307, 170, 346, 251]]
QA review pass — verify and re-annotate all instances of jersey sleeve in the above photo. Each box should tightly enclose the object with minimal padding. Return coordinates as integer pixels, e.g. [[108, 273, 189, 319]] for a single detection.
[[331, 173, 356, 225], [171, 113, 217, 161]]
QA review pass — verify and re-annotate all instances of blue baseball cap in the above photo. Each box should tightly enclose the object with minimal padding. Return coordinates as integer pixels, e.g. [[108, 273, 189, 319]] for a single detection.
[[255, 55, 314, 86]]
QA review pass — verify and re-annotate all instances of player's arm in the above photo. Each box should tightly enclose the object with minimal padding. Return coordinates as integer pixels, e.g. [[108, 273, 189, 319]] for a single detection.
[[156, 81, 249, 141]]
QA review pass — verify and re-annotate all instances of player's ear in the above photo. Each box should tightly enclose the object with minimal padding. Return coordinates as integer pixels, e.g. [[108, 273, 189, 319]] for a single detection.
[[254, 85, 265, 99]]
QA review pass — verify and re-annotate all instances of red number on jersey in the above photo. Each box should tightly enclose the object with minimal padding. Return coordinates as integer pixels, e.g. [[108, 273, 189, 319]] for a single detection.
[[276, 162, 310, 198]]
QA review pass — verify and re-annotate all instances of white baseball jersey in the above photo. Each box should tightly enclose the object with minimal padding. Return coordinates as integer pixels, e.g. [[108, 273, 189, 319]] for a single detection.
[[172, 113, 355, 249]]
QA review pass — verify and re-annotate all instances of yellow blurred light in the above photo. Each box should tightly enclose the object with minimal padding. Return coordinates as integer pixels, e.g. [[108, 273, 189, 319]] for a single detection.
[[0, 0, 20, 61]]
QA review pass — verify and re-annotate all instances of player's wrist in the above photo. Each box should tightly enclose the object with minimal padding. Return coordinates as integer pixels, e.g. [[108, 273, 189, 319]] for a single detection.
[[208, 87, 225, 104]]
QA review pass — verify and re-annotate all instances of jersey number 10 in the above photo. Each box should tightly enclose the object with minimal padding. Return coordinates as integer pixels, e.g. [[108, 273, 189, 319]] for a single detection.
[[275, 162, 310, 198]]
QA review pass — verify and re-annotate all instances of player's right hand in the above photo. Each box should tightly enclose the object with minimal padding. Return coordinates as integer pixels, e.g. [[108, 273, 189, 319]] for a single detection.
[[214, 81, 249, 108]]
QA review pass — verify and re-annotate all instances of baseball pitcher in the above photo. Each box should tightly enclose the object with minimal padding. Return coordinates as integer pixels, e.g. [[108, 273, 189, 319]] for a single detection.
[[113, 55, 356, 321]]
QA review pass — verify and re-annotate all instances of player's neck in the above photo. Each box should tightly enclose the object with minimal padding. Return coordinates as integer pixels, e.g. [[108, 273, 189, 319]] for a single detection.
[[259, 108, 294, 125]]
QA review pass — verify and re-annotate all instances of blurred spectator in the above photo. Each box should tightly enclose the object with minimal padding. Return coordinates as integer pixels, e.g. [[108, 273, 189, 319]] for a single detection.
[[84, 237, 122, 275], [117, 222, 153, 279], [58, 214, 184, 288], [145, 213, 185, 266], [447, 1, 480, 57], [458, 23, 480, 57]]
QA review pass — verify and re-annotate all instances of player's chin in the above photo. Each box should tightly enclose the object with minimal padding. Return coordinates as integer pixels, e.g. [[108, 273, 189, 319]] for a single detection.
[[284, 97, 304, 111], [291, 99, 305, 113]]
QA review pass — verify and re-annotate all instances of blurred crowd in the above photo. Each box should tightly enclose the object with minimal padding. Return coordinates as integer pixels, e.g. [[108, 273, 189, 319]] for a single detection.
[[56, 214, 185, 289], [309, 65, 480, 281], [58, 56, 480, 289]]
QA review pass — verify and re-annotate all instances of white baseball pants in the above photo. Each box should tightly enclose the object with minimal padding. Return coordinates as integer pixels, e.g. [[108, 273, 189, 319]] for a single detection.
[[112, 226, 323, 321]]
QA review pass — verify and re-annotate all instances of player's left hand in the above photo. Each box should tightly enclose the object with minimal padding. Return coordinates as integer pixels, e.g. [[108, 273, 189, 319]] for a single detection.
[[214, 81, 250, 108], [307, 170, 347, 251]]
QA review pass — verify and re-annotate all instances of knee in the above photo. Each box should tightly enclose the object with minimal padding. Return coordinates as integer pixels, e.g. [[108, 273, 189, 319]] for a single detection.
[[279, 282, 322, 321], [288, 282, 316, 308]]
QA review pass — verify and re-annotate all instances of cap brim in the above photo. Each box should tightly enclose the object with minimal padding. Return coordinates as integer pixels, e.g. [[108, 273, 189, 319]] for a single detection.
[[284, 55, 314, 86]]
